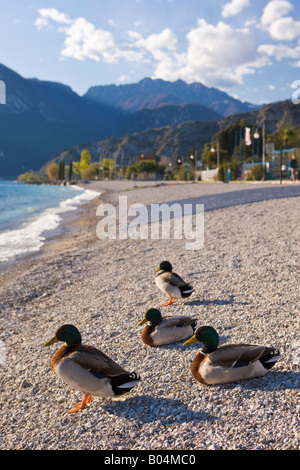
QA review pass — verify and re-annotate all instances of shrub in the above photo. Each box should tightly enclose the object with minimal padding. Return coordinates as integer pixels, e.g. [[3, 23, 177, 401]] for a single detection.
[[247, 164, 263, 181]]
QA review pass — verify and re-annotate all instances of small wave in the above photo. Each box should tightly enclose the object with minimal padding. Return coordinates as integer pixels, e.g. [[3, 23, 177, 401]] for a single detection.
[[0, 187, 100, 263]]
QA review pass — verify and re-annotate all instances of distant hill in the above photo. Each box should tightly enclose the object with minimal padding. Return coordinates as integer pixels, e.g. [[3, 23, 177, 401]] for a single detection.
[[0, 63, 124, 178], [223, 99, 300, 135], [118, 102, 222, 135], [45, 120, 222, 172], [51, 99, 300, 171], [83, 77, 259, 117]]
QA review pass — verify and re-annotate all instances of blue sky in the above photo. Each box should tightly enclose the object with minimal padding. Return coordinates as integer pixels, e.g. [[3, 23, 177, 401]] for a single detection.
[[1, 0, 300, 104]]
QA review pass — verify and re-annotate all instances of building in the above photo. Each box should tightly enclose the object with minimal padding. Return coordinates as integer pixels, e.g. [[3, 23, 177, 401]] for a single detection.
[[137, 154, 158, 163]]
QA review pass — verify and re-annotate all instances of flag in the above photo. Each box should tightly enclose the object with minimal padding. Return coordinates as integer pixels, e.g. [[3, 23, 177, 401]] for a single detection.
[[245, 127, 251, 146]]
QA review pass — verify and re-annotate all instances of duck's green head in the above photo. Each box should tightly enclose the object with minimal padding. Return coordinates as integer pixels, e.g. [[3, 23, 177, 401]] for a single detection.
[[44, 324, 82, 347], [155, 261, 172, 273], [138, 308, 162, 326], [183, 326, 219, 353]]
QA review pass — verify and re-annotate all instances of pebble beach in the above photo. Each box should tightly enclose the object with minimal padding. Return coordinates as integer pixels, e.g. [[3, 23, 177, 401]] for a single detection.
[[0, 180, 299, 451]]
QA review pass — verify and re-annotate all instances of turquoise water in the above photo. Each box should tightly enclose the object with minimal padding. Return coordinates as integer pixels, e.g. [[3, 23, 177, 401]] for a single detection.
[[0, 180, 99, 263]]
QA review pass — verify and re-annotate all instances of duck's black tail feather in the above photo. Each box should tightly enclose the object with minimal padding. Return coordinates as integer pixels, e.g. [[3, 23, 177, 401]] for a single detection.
[[179, 284, 194, 298], [111, 372, 141, 395], [260, 348, 281, 370]]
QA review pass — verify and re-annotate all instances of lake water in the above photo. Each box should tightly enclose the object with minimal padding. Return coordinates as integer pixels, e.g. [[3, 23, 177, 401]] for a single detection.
[[0, 180, 99, 263]]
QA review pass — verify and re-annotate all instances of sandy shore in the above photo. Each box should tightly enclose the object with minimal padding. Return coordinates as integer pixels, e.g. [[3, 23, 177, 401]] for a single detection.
[[0, 180, 299, 450]]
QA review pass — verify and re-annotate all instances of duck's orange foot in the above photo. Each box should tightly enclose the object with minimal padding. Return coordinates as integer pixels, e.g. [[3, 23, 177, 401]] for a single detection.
[[68, 394, 92, 414], [162, 297, 175, 306]]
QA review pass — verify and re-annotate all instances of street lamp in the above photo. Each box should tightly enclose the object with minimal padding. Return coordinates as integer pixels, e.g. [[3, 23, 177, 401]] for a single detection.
[[253, 123, 266, 178], [262, 121, 266, 180], [189, 152, 198, 182], [254, 128, 260, 163], [210, 140, 220, 168]]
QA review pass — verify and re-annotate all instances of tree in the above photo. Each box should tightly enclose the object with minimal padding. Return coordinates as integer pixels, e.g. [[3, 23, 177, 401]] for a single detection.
[[126, 161, 160, 180], [102, 158, 115, 171], [68, 160, 73, 181], [102, 158, 115, 178], [275, 122, 300, 148], [173, 162, 193, 181], [47, 163, 59, 180], [79, 149, 92, 177], [17, 171, 48, 183], [58, 159, 65, 180], [81, 162, 99, 180], [72, 161, 81, 177]]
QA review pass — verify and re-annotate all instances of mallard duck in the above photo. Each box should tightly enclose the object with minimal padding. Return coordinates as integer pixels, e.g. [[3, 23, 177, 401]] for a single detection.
[[138, 308, 197, 347], [44, 324, 141, 413], [183, 326, 281, 385], [154, 261, 194, 306]]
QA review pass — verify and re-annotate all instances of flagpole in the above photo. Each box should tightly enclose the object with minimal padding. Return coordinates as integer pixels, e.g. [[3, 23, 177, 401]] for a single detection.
[[244, 129, 246, 172], [262, 121, 266, 180]]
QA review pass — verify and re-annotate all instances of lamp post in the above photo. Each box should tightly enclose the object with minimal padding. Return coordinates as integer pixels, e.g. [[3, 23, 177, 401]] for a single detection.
[[189, 151, 197, 182], [211, 140, 220, 169], [262, 121, 266, 180], [253, 128, 260, 165], [280, 146, 283, 185], [254, 123, 265, 177]]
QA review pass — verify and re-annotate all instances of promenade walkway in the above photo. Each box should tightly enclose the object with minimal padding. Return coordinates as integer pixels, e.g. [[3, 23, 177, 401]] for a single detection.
[[166, 184, 300, 213]]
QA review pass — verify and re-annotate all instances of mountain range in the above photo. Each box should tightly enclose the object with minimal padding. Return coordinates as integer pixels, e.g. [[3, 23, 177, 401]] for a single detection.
[[0, 62, 294, 178], [83, 77, 257, 116]]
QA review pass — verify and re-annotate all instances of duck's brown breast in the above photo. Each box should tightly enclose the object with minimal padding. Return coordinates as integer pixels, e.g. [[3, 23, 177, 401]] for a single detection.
[[191, 352, 207, 384], [141, 325, 156, 347], [50, 344, 78, 373]]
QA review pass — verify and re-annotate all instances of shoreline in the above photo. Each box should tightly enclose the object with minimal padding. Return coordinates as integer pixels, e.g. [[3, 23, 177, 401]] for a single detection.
[[0, 183, 103, 277]]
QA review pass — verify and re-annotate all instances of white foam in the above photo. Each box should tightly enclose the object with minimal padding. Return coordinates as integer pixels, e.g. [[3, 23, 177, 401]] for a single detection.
[[0, 186, 100, 263]]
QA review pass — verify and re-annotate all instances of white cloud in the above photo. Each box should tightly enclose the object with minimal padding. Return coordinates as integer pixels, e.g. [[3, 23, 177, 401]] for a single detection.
[[151, 19, 268, 88], [107, 19, 116, 27], [34, 8, 72, 29], [63, 18, 146, 63], [36, 11, 144, 63], [35, 10, 175, 64], [268, 17, 300, 41], [260, 0, 300, 41], [117, 74, 131, 83], [222, 0, 251, 18], [34, 9, 274, 90], [260, 0, 293, 26], [258, 40, 300, 62], [35, 17, 49, 29], [61, 18, 117, 62], [128, 28, 177, 61]]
